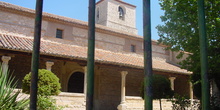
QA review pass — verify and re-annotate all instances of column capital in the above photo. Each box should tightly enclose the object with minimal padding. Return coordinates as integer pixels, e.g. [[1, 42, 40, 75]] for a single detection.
[[46, 61, 54, 67], [83, 66, 87, 71], [46, 61, 54, 71], [2, 56, 11, 64], [169, 77, 176, 91], [121, 71, 128, 76], [1, 56, 11, 75], [169, 77, 176, 81]]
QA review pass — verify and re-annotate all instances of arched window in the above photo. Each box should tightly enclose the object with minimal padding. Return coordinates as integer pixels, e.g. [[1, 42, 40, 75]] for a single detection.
[[118, 6, 124, 20], [68, 72, 84, 93]]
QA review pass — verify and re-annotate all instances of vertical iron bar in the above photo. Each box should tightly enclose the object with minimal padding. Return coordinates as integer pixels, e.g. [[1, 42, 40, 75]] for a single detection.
[[143, 0, 153, 110], [197, 0, 210, 109], [30, 0, 43, 110], [86, 0, 96, 110]]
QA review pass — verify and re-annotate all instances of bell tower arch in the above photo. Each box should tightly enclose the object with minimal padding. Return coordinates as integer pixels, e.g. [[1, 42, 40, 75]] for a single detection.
[[96, 0, 137, 34]]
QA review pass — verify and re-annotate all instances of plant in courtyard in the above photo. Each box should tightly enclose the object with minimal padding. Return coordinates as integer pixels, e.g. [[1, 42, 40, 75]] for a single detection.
[[37, 95, 64, 110], [210, 93, 220, 110], [169, 94, 191, 110], [140, 74, 174, 110], [22, 69, 61, 96], [0, 64, 29, 110], [22, 69, 63, 110]]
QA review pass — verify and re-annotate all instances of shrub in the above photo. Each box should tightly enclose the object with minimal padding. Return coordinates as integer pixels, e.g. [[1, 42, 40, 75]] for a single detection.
[[170, 94, 191, 110], [210, 93, 220, 110], [22, 69, 61, 96], [0, 65, 29, 110], [37, 95, 64, 110]]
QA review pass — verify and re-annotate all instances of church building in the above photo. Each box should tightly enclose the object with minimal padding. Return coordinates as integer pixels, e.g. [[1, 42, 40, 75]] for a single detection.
[[0, 0, 193, 109]]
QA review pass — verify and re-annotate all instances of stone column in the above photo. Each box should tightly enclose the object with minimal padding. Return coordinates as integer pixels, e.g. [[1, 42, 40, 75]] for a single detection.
[[1, 56, 11, 75], [189, 82, 194, 109], [117, 71, 128, 110], [83, 66, 87, 99], [189, 82, 193, 99], [169, 77, 176, 91], [46, 61, 54, 71]]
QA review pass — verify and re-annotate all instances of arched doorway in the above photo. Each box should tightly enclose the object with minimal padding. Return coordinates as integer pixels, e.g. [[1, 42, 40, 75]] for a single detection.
[[68, 72, 84, 93]]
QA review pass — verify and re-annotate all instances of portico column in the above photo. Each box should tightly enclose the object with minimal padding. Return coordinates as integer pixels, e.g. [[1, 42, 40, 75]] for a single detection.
[[46, 61, 54, 71], [189, 82, 193, 99], [169, 77, 176, 91], [189, 82, 194, 109], [83, 66, 87, 99], [117, 71, 128, 110], [1, 56, 11, 75]]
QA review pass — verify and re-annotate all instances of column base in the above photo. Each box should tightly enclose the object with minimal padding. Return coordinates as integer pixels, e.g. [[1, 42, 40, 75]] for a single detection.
[[117, 103, 127, 110]]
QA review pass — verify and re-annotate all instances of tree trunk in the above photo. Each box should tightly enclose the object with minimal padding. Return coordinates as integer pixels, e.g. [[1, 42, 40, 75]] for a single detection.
[[159, 99, 162, 110]]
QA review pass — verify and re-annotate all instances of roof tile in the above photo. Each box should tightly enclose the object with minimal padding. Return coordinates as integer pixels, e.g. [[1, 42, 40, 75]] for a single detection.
[[0, 32, 191, 75]]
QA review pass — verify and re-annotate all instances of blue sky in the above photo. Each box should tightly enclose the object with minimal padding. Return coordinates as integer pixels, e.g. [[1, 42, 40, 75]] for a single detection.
[[1, 0, 164, 40]]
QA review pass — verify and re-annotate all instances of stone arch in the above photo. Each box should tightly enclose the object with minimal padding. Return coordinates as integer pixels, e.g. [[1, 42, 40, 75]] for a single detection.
[[118, 5, 126, 20], [67, 72, 84, 93]]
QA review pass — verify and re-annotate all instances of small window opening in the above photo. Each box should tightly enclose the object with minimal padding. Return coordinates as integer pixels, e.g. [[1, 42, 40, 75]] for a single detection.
[[97, 8, 100, 19], [131, 45, 136, 52], [56, 29, 63, 39], [118, 6, 124, 20]]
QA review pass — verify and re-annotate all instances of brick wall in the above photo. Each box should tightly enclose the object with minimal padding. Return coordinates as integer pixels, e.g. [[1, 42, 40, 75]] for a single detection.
[[98, 66, 121, 110]]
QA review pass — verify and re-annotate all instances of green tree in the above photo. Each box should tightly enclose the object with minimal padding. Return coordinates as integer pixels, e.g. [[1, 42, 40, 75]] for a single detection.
[[157, 0, 220, 100], [141, 74, 174, 110]]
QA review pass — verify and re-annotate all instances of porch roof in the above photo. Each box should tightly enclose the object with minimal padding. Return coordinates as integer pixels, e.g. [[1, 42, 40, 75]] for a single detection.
[[0, 32, 191, 75]]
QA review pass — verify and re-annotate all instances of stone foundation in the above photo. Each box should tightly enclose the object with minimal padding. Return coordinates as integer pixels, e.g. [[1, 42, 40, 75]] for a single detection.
[[126, 96, 173, 110]]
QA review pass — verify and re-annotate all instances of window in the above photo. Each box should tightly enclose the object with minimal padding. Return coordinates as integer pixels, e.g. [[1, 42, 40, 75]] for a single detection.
[[96, 8, 100, 20], [131, 45, 136, 52], [68, 72, 84, 93], [118, 6, 124, 20], [56, 29, 63, 39]]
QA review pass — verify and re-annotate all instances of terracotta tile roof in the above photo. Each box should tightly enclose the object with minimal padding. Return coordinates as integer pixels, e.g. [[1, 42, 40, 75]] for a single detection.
[[0, 32, 191, 75]]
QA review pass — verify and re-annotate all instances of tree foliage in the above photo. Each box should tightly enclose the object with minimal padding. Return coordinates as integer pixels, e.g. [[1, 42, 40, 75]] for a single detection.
[[157, 0, 220, 99], [140, 74, 173, 110], [22, 69, 61, 96], [141, 74, 173, 99]]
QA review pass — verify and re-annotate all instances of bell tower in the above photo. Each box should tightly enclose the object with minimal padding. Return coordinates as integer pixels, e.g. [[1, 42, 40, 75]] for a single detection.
[[95, 0, 137, 34]]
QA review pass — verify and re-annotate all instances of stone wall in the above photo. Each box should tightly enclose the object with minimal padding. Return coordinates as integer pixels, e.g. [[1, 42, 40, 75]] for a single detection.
[[53, 92, 85, 110], [0, 11, 48, 37], [96, 0, 137, 34], [126, 96, 173, 110], [96, 0, 108, 26], [169, 51, 189, 64], [14, 89, 86, 110], [0, 10, 172, 62]]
